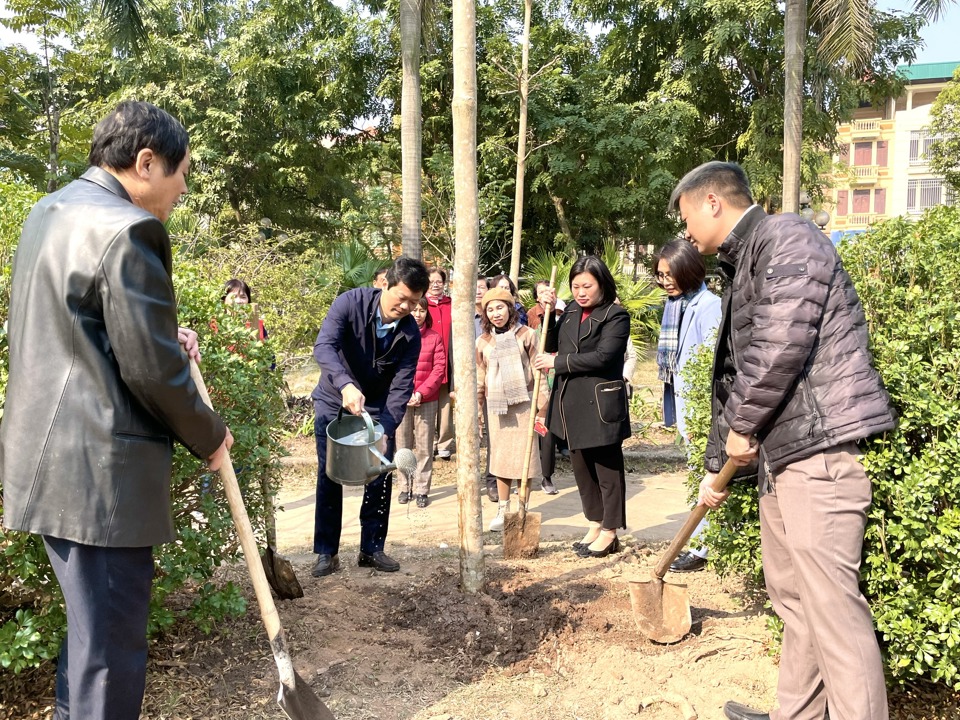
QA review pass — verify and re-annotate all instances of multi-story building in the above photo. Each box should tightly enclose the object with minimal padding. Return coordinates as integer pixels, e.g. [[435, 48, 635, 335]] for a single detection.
[[825, 60, 958, 241]]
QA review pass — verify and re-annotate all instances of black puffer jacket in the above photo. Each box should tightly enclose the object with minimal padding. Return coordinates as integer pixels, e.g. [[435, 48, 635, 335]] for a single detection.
[[705, 206, 895, 474]]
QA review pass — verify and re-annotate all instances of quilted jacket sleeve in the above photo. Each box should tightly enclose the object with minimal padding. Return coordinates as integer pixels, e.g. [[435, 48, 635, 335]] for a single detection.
[[725, 217, 832, 436]]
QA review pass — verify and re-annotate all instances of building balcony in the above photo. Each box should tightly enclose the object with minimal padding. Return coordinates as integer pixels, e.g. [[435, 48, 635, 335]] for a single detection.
[[851, 119, 882, 138], [848, 213, 874, 227], [851, 165, 879, 185]]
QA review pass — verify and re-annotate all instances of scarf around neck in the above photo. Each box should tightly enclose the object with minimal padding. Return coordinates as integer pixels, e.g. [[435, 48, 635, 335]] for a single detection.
[[657, 286, 702, 384], [486, 325, 529, 415]]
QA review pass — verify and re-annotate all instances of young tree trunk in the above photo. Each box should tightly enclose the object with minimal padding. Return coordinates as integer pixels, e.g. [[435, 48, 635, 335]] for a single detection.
[[42, 35, 60, 194], [782, 0, 806, 214], [400, 0, 423, 259], [452, 0, 484, 593], [507, 0, 532, 287]]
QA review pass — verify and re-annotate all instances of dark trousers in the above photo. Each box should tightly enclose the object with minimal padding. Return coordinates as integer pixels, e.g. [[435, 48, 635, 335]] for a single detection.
[[43, 536, 154, 720], [570, 443, 626, 530], [314, 416, 394, 556]]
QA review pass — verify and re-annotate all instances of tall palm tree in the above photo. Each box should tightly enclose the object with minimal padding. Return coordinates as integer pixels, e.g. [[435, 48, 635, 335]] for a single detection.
[[400, 0, 423, 259]]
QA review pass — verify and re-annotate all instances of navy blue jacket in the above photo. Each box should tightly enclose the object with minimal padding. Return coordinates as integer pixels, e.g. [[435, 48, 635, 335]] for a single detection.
[[311, 287, 421, 436]]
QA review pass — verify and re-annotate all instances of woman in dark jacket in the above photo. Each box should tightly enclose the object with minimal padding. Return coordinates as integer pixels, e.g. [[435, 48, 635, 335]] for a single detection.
[[534, 256, 631, 557]]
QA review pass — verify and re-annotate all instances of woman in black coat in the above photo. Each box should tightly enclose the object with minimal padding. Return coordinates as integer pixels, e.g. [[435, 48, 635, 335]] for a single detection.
[[534, 256, 632, 557]]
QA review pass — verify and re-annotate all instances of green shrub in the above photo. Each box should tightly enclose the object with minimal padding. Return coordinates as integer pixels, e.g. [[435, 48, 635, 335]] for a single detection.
[[0, 205, 286, 671], [684, 206, 960, 688], [172, 219, 340, 363], [840, 207, 960, 687]]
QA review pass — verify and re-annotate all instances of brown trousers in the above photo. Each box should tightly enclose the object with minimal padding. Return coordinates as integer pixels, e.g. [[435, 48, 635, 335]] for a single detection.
[[761, 443, 888, 720], [435, 383, 455, 455]]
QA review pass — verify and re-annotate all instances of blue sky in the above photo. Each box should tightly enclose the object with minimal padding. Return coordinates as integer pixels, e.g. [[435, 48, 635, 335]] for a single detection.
[[880, 0, 960, 63], [1, 0, 958, 65]]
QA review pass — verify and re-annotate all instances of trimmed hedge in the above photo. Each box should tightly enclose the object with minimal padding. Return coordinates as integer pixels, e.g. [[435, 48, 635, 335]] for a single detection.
[[684, 206, 960, 687]]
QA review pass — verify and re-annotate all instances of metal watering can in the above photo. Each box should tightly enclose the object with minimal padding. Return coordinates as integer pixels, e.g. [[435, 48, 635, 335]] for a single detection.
[[326, 409, 406, 486]]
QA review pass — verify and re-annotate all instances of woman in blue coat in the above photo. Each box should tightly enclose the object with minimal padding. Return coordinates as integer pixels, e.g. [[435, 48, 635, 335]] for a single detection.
[[655, 239, 721, 572]]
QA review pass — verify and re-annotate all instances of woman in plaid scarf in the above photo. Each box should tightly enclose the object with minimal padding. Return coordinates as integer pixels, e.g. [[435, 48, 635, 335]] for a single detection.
[[655, 239, 721, 573]]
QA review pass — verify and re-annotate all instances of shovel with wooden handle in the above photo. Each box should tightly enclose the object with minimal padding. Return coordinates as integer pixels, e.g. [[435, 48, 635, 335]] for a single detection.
[[629, 459, 738, 644], [189, 360, 336, 720], [503, 266, 557, 559]]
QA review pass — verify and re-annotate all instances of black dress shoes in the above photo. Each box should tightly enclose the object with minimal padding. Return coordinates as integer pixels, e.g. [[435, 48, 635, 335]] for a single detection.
[[398, 491, 410, 504], [577, 535, 621, 558], [670, 550, 707, 573], [358, 550, 400, 572], [311, 554, 340, 577], [723, 701, 771, 720]]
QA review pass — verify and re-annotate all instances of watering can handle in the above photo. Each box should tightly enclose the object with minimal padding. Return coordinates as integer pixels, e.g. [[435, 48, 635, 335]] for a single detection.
[[336, 406, 377, 444]]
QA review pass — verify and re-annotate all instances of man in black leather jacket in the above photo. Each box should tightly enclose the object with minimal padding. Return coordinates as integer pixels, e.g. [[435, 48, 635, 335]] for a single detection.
[[0, 102, 232, 720], [670, 162, 895, 720]]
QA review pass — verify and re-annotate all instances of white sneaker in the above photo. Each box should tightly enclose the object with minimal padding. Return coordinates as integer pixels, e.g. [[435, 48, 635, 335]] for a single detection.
[[489, 501, 508, 532]]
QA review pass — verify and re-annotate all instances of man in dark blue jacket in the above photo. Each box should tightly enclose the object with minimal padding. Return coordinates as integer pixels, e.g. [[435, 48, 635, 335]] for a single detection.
[[311, 257, 430, 576]]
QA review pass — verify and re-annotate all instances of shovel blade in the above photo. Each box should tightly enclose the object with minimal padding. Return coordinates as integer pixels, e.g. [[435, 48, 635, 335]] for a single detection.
[[278, 668, 337, 720], [262, 546, 304, 600], [629, 577, 691, 644], [502, 511, 541, 558]]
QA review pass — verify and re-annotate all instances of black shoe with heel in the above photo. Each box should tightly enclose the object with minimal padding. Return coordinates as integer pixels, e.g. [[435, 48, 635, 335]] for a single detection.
[[577, 535, 621, 558]]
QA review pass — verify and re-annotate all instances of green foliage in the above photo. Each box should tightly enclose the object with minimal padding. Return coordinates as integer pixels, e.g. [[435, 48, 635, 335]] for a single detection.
[[174, 220, 339, 362], [839, 207, 960, 687], [0, 224, 287, 671], [928, 66, 960, 193], [331, 239, 391, 291], [686, 206, 960, 687]]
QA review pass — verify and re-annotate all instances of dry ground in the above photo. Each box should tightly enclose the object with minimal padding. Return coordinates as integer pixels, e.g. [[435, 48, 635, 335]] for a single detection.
[[3, 355, 959, 719]]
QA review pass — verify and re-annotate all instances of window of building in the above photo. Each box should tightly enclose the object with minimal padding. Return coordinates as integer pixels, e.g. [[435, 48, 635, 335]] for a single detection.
[[906, 178, 957, 213], [876, 141, 888, 167], [852, 189, 871, 213], [853, 142, 872, 166], [909, 131, 943, 166], [874, 188, 886, 215]]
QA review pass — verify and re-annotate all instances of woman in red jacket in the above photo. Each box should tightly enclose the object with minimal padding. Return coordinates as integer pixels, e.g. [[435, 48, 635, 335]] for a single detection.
[[397, 296, 447, 507], [425, 266, 454, 459]]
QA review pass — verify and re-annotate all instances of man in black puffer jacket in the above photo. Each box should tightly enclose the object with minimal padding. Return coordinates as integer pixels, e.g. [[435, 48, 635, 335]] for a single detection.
[[670, 162, 895, 720]]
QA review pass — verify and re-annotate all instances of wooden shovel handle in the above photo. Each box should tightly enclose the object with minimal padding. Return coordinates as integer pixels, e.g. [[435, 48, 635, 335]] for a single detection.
[[189, 360, 283, 641], [518, 265, 558, 517], [653, 459, 738, 579]]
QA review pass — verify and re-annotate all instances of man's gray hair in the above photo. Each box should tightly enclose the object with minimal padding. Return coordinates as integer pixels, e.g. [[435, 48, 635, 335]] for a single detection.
[[669, 161, 754, 211]]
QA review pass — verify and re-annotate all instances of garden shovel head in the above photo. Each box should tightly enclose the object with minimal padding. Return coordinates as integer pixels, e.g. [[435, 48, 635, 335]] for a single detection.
[[503, 499, 542, 558], [629, 577, 692, 644], [262, 546, 304, 600], [630, 459, 738, 644]]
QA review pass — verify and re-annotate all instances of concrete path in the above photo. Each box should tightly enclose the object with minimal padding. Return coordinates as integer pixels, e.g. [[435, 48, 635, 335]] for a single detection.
[[274, 452, 693, 555]]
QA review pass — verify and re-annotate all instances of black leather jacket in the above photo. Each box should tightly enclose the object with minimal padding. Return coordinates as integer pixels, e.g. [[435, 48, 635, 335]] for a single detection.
[[0, 167, 226, 547], [705, 206, 895, 475]]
